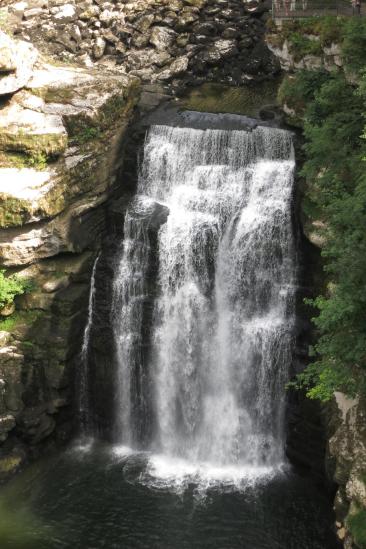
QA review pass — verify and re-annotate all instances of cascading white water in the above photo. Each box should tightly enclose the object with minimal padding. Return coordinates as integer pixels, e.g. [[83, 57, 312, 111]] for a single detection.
[[79, 254, 99, 432], [113, 123, 296, 471]]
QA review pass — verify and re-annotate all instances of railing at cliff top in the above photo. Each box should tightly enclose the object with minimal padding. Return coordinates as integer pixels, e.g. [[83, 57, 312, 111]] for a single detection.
[[272, 0, 365, 18]]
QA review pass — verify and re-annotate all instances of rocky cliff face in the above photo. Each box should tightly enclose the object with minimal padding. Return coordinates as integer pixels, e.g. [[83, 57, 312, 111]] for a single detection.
[[0, 28, 139, 479]]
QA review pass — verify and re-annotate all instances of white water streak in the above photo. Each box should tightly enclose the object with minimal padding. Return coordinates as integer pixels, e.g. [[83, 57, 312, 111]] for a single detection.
[[80, 254, 100, 432]]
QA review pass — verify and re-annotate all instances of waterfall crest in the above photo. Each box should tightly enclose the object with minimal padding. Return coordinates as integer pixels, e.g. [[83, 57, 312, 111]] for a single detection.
[[113, 123, 296, 470]]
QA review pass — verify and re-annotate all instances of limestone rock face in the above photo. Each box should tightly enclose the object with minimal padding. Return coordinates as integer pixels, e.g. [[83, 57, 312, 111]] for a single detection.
[[0, 101, 67, 155], [0, 31, 140, 479], [0, 31, 38, 95]]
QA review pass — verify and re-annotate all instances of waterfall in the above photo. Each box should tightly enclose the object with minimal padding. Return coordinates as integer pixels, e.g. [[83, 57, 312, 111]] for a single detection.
[[79, 253, 100, 434], [112, 123, 296, 470]]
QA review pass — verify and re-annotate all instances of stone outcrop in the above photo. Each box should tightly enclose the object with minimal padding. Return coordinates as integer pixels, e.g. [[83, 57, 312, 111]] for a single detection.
[[0, 29, 139, 480]]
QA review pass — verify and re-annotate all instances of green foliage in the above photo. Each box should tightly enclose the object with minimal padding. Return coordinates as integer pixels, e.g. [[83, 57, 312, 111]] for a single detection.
[[342, 18, 366, 75], [278, 70, 330, 114], [0, 271, 31, 310], [286, 32, 323, 61], [281, 34, 366, 399], [27, 152, 48, 170], [0, 151, 50, 171], [347, 506, 366, 548], [0, 311, 43, 334], [72, 126, 101, 145], [269, 16, 346, 54]]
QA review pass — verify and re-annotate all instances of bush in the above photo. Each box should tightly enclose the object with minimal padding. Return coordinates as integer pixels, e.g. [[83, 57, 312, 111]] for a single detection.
[[0, 270, 31, 310]]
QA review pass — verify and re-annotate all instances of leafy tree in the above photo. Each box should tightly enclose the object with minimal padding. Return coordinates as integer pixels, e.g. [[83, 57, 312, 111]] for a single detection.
[[286, 46, 366, 400]]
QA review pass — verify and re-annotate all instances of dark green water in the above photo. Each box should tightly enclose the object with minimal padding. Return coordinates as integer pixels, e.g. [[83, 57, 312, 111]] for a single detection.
[[0, 442, 338, 549]]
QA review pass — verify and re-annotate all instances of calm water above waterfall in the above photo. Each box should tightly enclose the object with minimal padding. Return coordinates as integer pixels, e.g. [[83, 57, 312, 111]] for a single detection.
[[0, 119, 339, 548]]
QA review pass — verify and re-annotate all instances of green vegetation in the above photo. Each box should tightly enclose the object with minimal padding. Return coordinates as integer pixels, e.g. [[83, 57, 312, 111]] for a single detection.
[[267, 16, 346, 59], [281, 18, 366, 400], [278, 69, 330, 115], [347, 506, 366, 548], [0, 310, 43, 333], [26, 151, 48, 170], [286, 32, 323, 61], [0, 270, 31, 310], [0, 151, 50, 171], [268, 16, 366, 66], [70, 125, 101, 145]]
